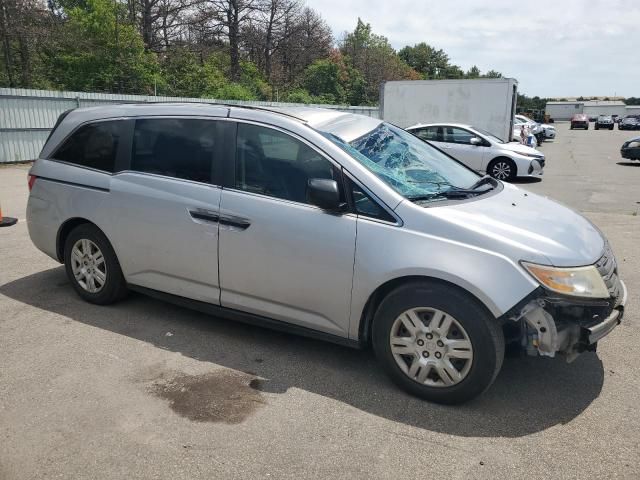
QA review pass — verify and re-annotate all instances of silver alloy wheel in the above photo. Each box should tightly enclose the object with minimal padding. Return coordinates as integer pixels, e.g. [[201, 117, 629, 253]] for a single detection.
[[70, 239, 107, 293], [491, 161, 512, 180], [389, 308, 473, 387]]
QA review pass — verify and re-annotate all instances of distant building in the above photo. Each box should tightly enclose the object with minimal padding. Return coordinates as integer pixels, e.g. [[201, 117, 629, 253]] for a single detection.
[[545, 100, 629, 120]]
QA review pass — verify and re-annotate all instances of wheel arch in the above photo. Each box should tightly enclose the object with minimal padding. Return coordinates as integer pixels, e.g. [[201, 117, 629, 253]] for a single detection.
[[357, 275, 500, 347], [56, 218, 105, 262]]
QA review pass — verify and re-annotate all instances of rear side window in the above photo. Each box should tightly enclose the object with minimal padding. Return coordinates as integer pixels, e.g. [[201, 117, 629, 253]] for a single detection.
[[52, 121, 121, 172], [131, 118, 217, 184]]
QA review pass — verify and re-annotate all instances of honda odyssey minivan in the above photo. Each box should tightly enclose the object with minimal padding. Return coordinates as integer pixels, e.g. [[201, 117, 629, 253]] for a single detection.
[[27, 104, 627, 404]]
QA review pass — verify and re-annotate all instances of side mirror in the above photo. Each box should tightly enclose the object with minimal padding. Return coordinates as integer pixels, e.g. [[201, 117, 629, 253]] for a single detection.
[[307, 178, 341, 211], [470, 137, 483, 146]]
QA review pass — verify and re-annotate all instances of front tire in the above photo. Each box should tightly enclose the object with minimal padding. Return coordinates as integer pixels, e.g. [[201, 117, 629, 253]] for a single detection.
[[487, 158, 516, 181], [64, 224, 128, 305], [372, 282, 505, 404]]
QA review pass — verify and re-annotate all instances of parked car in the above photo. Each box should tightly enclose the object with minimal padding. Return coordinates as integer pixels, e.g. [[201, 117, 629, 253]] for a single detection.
[[27, 104, 627, 404], [407, 123, 544, 181], [515, 115, 545, 145], [618, 116, 640, 130], [541, 123, 556, 140], [595, 115, 615, 130], [570, 114, 589, 130], [621, 136, 640, 161]]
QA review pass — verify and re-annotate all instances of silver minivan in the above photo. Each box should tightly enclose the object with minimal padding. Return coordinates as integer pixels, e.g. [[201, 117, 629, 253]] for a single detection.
[[27, 104, 627, 404]]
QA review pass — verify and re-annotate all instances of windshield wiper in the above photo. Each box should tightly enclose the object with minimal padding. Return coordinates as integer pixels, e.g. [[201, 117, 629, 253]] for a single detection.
[[470, 175, 497, 190], [408, 185, 494, 202]]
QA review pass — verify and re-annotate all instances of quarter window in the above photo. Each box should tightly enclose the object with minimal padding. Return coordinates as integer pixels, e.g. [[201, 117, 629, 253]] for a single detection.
[[131, 118, 217, 184], [235, 123, 341, 204], [52, 121, 121, 172], [349, 179, 395, 222]]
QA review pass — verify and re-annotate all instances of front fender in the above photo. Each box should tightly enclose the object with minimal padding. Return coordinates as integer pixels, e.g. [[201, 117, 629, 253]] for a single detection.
[[348, 217, 539, 340]]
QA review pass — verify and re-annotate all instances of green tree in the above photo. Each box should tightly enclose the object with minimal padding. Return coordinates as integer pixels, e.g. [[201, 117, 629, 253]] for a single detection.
[[398, 42, 451, 79], [47, 0, 159, 93], [340, 19, 419, 103], [465, 65, 481, 78], [160, 48, 207, 97], [303, 58, 344, 103], [483, 70, 502, 78]]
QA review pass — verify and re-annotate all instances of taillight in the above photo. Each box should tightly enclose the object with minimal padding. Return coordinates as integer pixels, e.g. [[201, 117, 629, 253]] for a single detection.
[[28, 174, 37, 191]]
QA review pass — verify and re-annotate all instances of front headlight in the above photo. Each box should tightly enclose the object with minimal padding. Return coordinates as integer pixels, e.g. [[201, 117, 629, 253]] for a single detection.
[[627, 141, 640, 148], [522, 262, 609, 298]]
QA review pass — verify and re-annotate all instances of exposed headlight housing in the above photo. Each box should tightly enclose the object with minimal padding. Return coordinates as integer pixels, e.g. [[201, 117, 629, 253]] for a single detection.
[[627, 141, 640, 148], [521, 262, 609, 298]]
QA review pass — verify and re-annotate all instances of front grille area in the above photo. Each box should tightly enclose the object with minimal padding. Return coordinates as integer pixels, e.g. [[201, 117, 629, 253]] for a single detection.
[[596, 243, 623, 306]]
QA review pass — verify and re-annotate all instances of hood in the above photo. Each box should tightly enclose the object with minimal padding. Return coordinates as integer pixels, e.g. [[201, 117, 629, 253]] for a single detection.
[[500, 142, 543, 156], [417, 183, 605, 267]]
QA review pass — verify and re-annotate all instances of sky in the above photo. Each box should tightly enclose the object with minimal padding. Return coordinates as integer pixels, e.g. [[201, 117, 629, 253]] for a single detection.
[[305, 0, 640, 98]]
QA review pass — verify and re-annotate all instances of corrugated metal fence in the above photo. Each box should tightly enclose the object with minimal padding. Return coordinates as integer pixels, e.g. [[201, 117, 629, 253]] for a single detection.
[[0, 88, 380, 163]]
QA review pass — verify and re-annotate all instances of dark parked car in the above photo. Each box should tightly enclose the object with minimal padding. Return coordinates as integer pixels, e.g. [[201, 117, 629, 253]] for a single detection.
[[570, 114, 589, 130], [595, 115, 614, 130], [619, 116, 640, 130], [621, 136, 640, 161]]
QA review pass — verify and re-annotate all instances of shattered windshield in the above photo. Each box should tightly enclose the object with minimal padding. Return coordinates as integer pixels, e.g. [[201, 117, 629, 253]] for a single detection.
[[323, 122, 479, 200]]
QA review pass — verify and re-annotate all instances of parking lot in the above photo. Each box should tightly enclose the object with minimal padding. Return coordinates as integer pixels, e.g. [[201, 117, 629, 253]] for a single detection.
[[1, 121, 639, 479]]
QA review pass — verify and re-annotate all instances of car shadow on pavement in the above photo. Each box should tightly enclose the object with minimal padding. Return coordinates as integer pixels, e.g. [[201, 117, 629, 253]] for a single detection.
[[0, 266, 605, 438], [616, 161, 640, 167]]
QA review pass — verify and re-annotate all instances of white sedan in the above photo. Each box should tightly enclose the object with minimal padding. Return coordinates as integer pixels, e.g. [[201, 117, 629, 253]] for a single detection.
[[407, 123, 545, 181]]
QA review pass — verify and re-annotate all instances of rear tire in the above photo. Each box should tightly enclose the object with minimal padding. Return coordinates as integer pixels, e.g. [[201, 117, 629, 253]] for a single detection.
[[487, 157, 517, 181], [64, 224, 128, 305], [371, 281, 505, 404]]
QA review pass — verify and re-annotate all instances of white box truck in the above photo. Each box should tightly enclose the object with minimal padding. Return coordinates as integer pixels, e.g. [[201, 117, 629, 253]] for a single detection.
[[380, 78, 518, 142]]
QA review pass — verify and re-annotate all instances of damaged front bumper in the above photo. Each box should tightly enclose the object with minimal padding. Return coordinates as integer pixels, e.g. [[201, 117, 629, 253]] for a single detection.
[[512, 280, 627, 362], [505, 243, 627, 363], [505, 243, 628, 362]]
